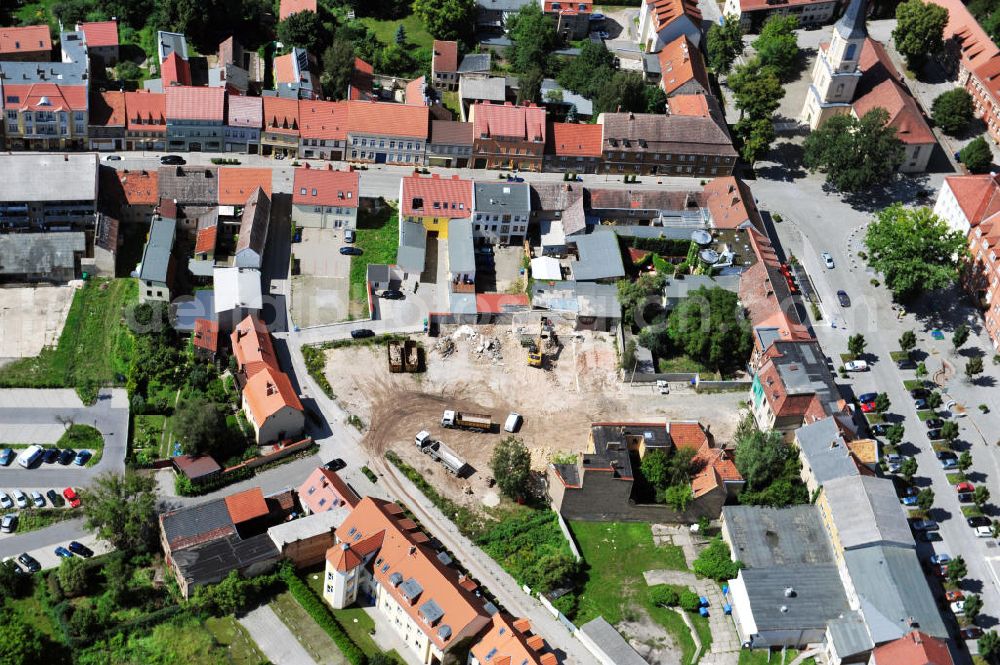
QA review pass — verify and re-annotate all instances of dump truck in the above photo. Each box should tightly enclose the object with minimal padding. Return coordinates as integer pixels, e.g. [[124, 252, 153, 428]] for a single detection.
[[441, 410, 492, 432], [388, 340, 405, 373], [404, 339, 420, 372], [415, 431, 467, 475]]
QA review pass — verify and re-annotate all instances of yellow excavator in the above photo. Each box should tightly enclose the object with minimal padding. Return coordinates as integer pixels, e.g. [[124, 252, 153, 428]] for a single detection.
[[527, 337, 543, 368]]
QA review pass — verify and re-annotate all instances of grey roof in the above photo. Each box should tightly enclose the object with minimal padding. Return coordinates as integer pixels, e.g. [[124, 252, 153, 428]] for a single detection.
[[823, 476, 914, 550], [236, 188, 270, 262], [172, 290, 216, 331], [450, 291, 477, 314], [476, 0, 535, 11], [540, 79, 593, 116], [60, 31, 88, 66], [213, 267, 262, 312], [0, 59, 88, 85], [138, 216, 177, 283], [531, 280, 621, 319], [268, 509, 351, 550], [835, 0, 868, 41], [157, 30, 188, 62], [458, 53, 491, 73], [171, 533, 280, 587], [768, 340, 843, 416], [570, 231, 625, 281], [460, 76, 506, 102], [448, 218, 475, 273], [722, 505, 835, 568], [0, 232, 84, 276], [161, 498, 234, 550], [740, 565, 852, 631], [643, 52, 661, 76], [158, 166, 220, 206], [796, 416, 862, 486], [473, 181, 531, 216], [579, 618, 650, 665], [844, 545, 948, 642], [664, 274, 741, 300], [0, 154, 98, 203], [418, 599, 444, 623], [398, 221, 428, 274], [827, 615, 874, 658]]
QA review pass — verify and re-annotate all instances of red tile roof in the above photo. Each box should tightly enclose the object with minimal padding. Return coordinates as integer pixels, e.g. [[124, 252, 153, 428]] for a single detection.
[[225, 487, 270, 524], [218, 167, 273, 205], [472, 102, 547, 143], [263, 96, 300, 135], [346, 100, 429, 138], [195, 225, 218, 254], [279, 0, 317, 19], [243, 365, 304, 428], [227, 94, 263, 128], [433, 40, 459, 73], [165, 86, 224, 121], [703, 176, 763, 230], [125, 91, 167, 132], [667, 93, 710, 116], [80, 20, 118, 47], [853, 78, 934, 145], [91, 91, 126, 127], [547, 122, 602, 157], [173, 454, 222, 481], [944, 174, 1000, 223], [292, 165, 360, 208], [298, 100, 348, 140], [646, 0, 702, 31], [657, 35, 708, 95], [117, 169, 159, 206], [193, 319, 219, 352], [274, 52, 298, 85], [669, 421, 709, 449], [298, 467, 361, 514], [161, 51, 192, 87], [400, 173, 473, 218], [471, 615, 546, 665], [928, 0, 999, 72], [405, 76, 426, 106], [872, 631, 953, 665], [476, 293, 529, 313], [232, 315, 278, 378], [1, 83, 87, 112], [348, 58, 374, 100], [0, 25, 51, 57]]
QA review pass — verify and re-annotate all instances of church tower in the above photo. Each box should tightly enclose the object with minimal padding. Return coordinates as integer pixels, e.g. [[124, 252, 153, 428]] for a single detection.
[[800, 0, 868, 129]]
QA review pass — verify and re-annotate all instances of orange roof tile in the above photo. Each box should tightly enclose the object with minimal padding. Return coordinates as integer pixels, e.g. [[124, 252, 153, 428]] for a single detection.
[[124, 91, 166, 132], [703, 176, 763, 230], [647, 0, 701, 31], [231, 314, 278, 377], [472, 102, 546, 142], [853, 80, 934, 145], [117, 169, 159, 206], [274, 52, 298, 85], [218, 167, 273, 205], [1, 83, 87, 112], [165, 86, 224, 121], [299, 99, 349, 140], [471, 615, 545, 665], [225, 487, 270, 524], [433, 40, 459, 73], [400, 173, 473, 218], [327, 542, 364, 571], [193, 318, 219, 352], [944, 174, 999, 223], [279, 0, 317, 19], [263, 96, 300, 135], [928, 0, 999, 72], [0, 25, 51, 56], [80, 20, 118, 47], [668, 93, 710, 117], [298, 467, 361, 514], [547, 122, 602, 157], [872, 630, 953, 665], [243, 365, 303, 428], [669, 421, 708, 449], [657, 35, 708, 95], [90, 91, 125, 127], [292, 165, 360, 207], [161, 50, 192, 87], [405, 76, 426, 106], [195, 225, 217, 254], [346, 100, 429, 138]]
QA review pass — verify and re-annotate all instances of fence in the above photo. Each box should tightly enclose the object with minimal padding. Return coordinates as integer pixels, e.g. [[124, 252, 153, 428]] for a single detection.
[[554, 512, 582, 563], [537, 593, 577, 634], [223, 437, 315, 474]]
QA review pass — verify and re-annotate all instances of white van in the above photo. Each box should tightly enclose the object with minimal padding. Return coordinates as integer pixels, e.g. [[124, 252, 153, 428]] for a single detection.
[[504, 413, 523, 433], [16, 445, 43, 469]]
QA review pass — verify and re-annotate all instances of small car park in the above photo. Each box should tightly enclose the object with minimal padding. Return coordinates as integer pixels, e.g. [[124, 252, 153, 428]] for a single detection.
[[0, 514, 16, 534], [63, 487, 81, 508], [68, 541, 93, 557], [17, 552, 40, 573], [73, 450, 92, 466]]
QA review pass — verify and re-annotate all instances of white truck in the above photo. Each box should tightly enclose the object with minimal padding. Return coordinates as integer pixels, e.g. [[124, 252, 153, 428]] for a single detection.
[[414, 431, 467, 476], [441, 410, 492, 432]]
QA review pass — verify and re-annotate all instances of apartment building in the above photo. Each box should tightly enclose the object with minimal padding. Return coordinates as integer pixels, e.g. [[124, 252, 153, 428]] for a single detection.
[[723, 0, 838, 32], [0, 153, 98, 230], [597, 111, 737, 176], [471, 181, 530, 245], [224, 95, 262, 153], [399, 173, 474, 237], [0, 25, 52, 61], [124, 91, 167, 150], [87, 90, 125, 151], [469, 102, 547, 172], [637, 0, 703, 52], [431, 40, 459, 91], [2, 82, 88, 151], [346, 100, 429, 165], [291, 165, 360, 229], [298, 100, 349, 161], [165, 86, 226, 152], [261, 96, 300, 157]]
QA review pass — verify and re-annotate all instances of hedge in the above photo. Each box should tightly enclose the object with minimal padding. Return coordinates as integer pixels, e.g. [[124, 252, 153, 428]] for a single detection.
[[281, 568, 367, 665]]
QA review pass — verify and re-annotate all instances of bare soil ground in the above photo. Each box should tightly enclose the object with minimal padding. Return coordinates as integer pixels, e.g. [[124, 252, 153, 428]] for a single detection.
[[0, 285, 77, 362], [320, 323, 744, 508]]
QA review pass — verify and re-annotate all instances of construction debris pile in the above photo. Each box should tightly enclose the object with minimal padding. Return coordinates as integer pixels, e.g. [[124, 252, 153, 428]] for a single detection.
[[434, 325, 505, 364]]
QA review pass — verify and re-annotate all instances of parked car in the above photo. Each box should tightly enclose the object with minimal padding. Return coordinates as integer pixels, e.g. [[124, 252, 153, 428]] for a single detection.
[[858, 392, 878, 404], [29, 491, 44, 508], [959, 491, 975, 503], [871, 423, 889, 436], [54, 546, 73, 559], [58, 448, 75, 465], [845, 360, 869, 372], [929, 428, 944, 441], [962, 626, 984, 639], [506, 175, 525, 183], [887, 453, 903, 473], [68, 541, 93, 557], [589, 12, 605, 20], [914, 398, 928, 410], [930, 553, 951, 565], [822, 252, 835, 268], [104, 154, 122, 161], [12, 490, 27, 509], [0, 448, 13, 466], [339, 246, 363, 256], [911, 519, 939, 531], [595, 30, 610, 39], [322, 458, 346, 472], [860, 401, 876, 413], [46, 489, 63, 507], [344, 229, 356, 243], [159, 155, 185, 165], [977, 525, 994, 537], [910, 388, 928, 399], [897, 358, 917, 370], [968, 515, 991, 528], [946, 589, 965, 602], [919, 530, 942, 542], [931, 564, 949, 578], [17, 553, 40, 573], [350, 328, 374, 339], [0, 492, 11, 510], [900, 494, 919, 506], [41, 447, 59, 464], [939, 455, 957, 469], [0, 514, 16, 534], [956, 482, 975, 494], [381, 290, 404, 300], [73, 450, 92, 466], [62, 487, 81, 509], [951, 601, 966, 615], [925, 418, 945, 429], [837, 290, 851, 306]]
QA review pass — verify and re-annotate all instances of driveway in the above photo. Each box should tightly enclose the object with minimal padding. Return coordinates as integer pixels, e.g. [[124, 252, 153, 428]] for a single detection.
[[239, 605, 319, 665], [290, 228, 352, 327]]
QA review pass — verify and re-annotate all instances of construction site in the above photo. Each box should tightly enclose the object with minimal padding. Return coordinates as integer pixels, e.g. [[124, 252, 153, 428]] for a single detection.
[[318, 320, 746, 508]]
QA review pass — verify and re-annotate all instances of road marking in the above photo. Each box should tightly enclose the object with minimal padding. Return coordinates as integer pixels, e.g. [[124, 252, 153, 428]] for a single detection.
[[985, 557, 1000, 592]]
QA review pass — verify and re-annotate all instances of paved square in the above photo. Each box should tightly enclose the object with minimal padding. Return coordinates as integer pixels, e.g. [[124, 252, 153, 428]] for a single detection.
[[290, 228, 351, 327], [0, 285, 76, 361]]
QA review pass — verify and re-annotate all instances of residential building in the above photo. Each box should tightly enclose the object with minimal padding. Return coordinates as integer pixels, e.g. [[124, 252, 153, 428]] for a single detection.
[[87, 90, 125, 151], [0, 232, 85, 283], [322, 497, 492, 665], [817, 475, 916, 556], [298, 99, 348, 160], [459, 77, 508, 121], [542, 0, 593, 40], [137, 214, 177, 303], [291, 164, 360, 229], [458, 53, 491, 77], [870, 631, 954, 665], [347, 57, 374, 101], [530, 280, 621, 331], [346, 100, 429, 165], [151, 31, 190, 89], [637, 0, 703, 52], [218, 167, 272, 207], [158, 165, 220, 209], [432, 40, 459, 91], [165, 86, 226, 152], [469, 102, 547, 171], [469, 614, 552, 665], [448, 218, 477, 298], [192, 318, 220, 360], [597, 111, 737, 176], [231, 314, 305, 444], [224, 95, 262, 153], [650, 35, 709, 97], [214, 267, 263, 330], [476, 0, 536, 29], [795, 414, 875, 495], [78, 20, 119, 66], [0, 153, 98, 229], [723, 0, 838, 32], [298, 466, 361, 515], [471, 181, 531, 244], [275, 47, 319, 100], [548, 421, 743, 522], [159, 486, 291, 597], [0, 25, 50, 61], [235, 188, 270, 269], [398, 221, 429, 277], [544, 122, 603, 173], [112, 169, 159, 223], [124, 91, 167, 150], [262, 96, 300, 157], [427, 120, 474, 167], [2, 82, 88, 151], [568, 231, 625, 282], [399, 173, 473, 237], [279, 0, 317, 19]]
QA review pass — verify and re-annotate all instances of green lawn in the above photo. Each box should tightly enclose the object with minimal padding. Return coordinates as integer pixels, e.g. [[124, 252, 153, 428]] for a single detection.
[[657, 355, 714, 375], [864, 413, 884, 424], [0, 279, 137, 392], [349, 204, 400, 311], [917, 410, 938, 421], [904, 379, 927, 391], [357, 14, 434, 50], [57, 424, 104, 466], [442, 90, 462, 118], [204, 616, 268, 665], [570, 522, 708, 664], [962, 505, 983, 518], [739, 649, 815, 665]]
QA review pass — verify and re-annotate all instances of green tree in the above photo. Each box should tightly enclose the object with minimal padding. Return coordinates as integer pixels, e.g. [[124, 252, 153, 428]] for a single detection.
[[57, 557, 90, 597], [193, 570, 253, 615], [517, 66, 543, 104], [0, 609, 46, 665], [975, 485, 991, 508], [900, 456, 918, 481], [277, 10, 326, 53], [864, 204, 968, 301], [505, 4, 557, 74], [735, 116, 776, 167], [666, 286, 753, 373], [173, 398, 228, 457], [848, 334, 867, 357], [931, 88, 974, 134], [617, 273, 667, 329], [395, 23, 407, 45], [649, 585, 679, 607], [752, 15, 799, 80], [664, 484, 694, 511], [645, 85, 668, 114], [734, 429, 787, 490], [886, 423, 905, 445], [917, 488, 935, 510], [0, 561, 27, 598], [875, 392, 891, 413], [490, 437, 532, 500], [916, 362, 928, 377], [81, 471, 158, 554], [893, 0, 948, 70], [953, 324, 970, 349], [926, 392, 943, 409], [369, 655, 401, 665], [377, 43, 418, 77], [965, 593, 983, 620], [413, 0, 476, 42], [707, 15, 744, 74], [958, 451, 972, 473], [960, 136, 994, 173], [729, 57, 784, 121], [803, 108, 904, 191], [899, 330, 917, 352], [979, 630, 1000, 661], [967, 356, 985, 380], [114, 60, 143, 82], [940, 421, 960, 444], [595, 71, 648, 115], [692, 537, 743, 581], [557, 41, 615, 98], [322, 41, 358, 101], [948, 555, 968, 584]]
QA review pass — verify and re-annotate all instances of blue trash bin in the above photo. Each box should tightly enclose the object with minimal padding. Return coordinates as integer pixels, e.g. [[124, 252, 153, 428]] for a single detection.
[[699, 596, 709, 607], [699, 607, 709, 617], [723, 603, 732, 615], [722, 584, 729, 595]]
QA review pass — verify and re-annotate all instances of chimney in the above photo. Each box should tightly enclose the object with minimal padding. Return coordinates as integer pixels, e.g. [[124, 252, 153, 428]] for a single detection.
[[327, 163, 333, 170], [409, 546, 416, 555], [784, 587, 795, 597]]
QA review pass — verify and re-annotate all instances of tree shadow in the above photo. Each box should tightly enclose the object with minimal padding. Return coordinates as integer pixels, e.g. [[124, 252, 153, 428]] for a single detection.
[[752, 141, 807, 182], [973, 375, 997, 388]]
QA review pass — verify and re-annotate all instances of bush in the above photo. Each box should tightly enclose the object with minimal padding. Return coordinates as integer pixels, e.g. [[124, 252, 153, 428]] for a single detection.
[[648, 585, 679, 607], [281, 569, 366, 665], [692, 538, 743, 581], [961, 136, 993, 173], [679, 589, 702, 612]]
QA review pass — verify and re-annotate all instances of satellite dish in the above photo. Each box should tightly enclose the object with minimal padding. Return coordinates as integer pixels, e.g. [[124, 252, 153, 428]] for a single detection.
[[691, 230, 712, 246], [699, 249, 720, 264]]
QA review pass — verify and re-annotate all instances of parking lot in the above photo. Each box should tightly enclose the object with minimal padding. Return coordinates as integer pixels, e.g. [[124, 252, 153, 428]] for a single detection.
[[289, 227, 352, 327]]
